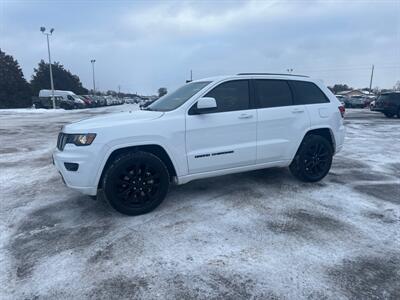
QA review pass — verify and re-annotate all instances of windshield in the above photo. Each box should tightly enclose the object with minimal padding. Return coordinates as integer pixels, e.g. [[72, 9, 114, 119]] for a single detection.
[[147, 81, 211, 111]]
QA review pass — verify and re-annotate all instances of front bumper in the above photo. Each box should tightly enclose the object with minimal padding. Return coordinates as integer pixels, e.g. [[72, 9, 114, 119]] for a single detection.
[[53, 143, 107, 195]]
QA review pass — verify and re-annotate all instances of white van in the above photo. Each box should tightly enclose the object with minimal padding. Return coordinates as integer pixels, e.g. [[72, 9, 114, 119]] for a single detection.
[[39, 90, 86, 108]]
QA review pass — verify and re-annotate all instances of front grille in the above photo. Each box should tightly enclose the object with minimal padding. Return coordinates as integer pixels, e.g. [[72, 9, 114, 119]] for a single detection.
[[57, 133, 69, 151]]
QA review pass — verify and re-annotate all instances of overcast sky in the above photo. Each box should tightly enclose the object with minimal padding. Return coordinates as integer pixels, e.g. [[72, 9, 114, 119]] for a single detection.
[[1, 0, 399, 94]]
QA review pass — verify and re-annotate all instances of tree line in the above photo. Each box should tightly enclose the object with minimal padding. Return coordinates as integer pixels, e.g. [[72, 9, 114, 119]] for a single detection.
[[328, 83, 400, 94], [1, 48, 88, 108], [0, 49, 168, 108]]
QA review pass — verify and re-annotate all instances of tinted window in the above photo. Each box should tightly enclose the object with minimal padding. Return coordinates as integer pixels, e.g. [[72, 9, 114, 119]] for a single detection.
[[291, 81, 329, 105], [255, 80, 293, 108], [205, 80, 249, 112], [378, 94, 400, 103]]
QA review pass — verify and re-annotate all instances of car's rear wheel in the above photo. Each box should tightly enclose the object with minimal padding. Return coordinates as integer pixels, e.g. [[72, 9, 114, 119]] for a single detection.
[[384, 112, 395, 118], [103, 151, 169, 215], [290, 134, 333, 182], [397, 108, 400, 118]]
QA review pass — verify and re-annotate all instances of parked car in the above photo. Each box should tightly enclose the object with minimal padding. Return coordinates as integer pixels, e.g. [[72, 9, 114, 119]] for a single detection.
[[91, 95, 107, 107], [80, 95, 98, 107], [372, 92, 400, 118], [140, 98, 157, 109], [39, 89, 86, 109], [369, 100, 376, 110], [123, 97, 135, 104], [345, 96, 368, 108], [79, 95, 95, 107], [335, 95, 346, 107], [32, 96, 75, 110], [53, 73, 345, 216]]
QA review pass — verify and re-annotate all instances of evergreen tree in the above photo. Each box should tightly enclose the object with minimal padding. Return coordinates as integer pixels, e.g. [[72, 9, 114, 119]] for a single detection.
[[30, 60, 88, 96], [0, 49, 32, 108], [158, 87, 167, 97], [328, 84, 352, 94]]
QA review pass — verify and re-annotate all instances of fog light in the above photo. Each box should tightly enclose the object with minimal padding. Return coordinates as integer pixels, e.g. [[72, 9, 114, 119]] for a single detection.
[[64, 162, 79, 171]]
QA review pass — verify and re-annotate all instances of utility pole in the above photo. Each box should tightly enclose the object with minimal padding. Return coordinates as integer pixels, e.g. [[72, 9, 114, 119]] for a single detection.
[[91, 59, 96, 95], [186, 70, 193, 83], [40, 27, 56, 109], [118, 85, 121, 98], [369, 64, 374, 93]]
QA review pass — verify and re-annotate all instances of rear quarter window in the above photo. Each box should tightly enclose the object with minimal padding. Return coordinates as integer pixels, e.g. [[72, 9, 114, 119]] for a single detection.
[[380, 94, 400, 103], [290, 81, 330, 105]]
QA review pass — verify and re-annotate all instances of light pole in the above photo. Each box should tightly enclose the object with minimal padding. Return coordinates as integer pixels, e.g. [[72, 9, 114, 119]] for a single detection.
[[91, 59, 96, 95], [40, 27, 56, 109]]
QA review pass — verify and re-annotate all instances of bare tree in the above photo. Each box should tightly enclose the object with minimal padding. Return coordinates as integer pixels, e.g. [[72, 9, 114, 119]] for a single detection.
[[394, 81, 400, 91]]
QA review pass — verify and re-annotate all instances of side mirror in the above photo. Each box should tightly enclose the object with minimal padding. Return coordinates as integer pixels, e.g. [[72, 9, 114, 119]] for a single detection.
[[194, 97, 217, 114]]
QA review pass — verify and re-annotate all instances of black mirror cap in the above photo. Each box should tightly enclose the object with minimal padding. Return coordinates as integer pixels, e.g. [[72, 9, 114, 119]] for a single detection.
[[188, 104, 218, 115]]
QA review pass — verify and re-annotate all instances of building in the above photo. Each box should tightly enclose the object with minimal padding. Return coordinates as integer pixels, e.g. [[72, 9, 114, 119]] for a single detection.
[[337, 89, 374, 97]]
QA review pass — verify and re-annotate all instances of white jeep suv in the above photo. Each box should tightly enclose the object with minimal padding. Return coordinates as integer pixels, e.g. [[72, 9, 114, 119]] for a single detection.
[[53, 73, 345, 215]]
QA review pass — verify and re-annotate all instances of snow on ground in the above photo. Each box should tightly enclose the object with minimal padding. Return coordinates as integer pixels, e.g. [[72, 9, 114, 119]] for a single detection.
[[0, 106, 399, 299]]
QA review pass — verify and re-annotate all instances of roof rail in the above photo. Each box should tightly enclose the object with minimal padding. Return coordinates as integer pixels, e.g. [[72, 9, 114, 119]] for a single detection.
[[237, 73, 309, 78]]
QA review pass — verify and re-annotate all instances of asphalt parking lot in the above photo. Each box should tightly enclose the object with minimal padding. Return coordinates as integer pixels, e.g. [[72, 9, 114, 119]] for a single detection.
[[0, 106, 399, 299]]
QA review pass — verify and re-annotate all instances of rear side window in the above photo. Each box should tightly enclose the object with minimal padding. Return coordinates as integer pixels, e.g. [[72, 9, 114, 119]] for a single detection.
[[254, 80, 293, 108], [379, 94, 400, 103], [290, 81, 329, 105], [205, 80, 249, 112]]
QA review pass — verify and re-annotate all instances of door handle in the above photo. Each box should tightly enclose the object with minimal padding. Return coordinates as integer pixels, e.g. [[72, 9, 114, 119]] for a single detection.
[[291, 109, 305, 114], [238, 113, 253, 119]]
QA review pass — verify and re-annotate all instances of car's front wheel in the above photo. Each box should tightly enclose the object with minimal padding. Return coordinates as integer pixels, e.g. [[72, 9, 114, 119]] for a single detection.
[[290, 134, 333, 182], [103, 151, 169, 215]]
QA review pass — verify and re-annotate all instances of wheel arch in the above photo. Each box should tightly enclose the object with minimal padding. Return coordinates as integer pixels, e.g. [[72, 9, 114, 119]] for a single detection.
[[97, 144, 177, 189], [299, 127, 336, 153]]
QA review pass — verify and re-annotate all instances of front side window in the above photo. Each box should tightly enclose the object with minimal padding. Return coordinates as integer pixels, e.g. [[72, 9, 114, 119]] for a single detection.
[[148, 81, 211, 112], [255, 80, 293, 108], [67, 95, 74, 101], [290, 81, 329, 105], [204, 80, 249, 113]]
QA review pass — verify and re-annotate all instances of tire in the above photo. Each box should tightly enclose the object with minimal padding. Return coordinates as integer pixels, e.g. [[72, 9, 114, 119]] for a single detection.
[[289, 134, 333, 182], [103, 151, 169, 215], [397, 108, 400, 118], [384, 112, 394, 118]]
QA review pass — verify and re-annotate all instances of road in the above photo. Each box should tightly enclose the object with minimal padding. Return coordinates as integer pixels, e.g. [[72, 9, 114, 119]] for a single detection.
[[1, 106, 399, 299]]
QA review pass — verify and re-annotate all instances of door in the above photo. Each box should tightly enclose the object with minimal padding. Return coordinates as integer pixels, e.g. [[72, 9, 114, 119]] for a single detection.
[[186, 80, 257, 174], [255, 79, 310, 163]]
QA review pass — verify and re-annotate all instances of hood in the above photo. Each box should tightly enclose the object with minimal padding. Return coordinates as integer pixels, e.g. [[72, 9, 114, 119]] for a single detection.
[[64, 110, 164, 132]]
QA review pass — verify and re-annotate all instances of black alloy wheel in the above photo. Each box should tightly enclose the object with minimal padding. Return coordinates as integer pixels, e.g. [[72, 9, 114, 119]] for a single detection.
[[290, 134, 333, 182], [103, 151, 169, 215]]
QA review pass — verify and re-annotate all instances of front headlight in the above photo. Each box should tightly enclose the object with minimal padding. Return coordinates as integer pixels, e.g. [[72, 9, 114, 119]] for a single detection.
[[70, 133, 96, 146]]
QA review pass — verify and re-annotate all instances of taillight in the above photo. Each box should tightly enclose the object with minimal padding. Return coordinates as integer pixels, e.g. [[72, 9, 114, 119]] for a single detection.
[[338, 106, 345, 118]]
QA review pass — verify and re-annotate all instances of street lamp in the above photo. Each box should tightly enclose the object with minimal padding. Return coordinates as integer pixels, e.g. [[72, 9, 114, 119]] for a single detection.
[[40, 27, 56, 109], [90, 59, 96, 95]]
